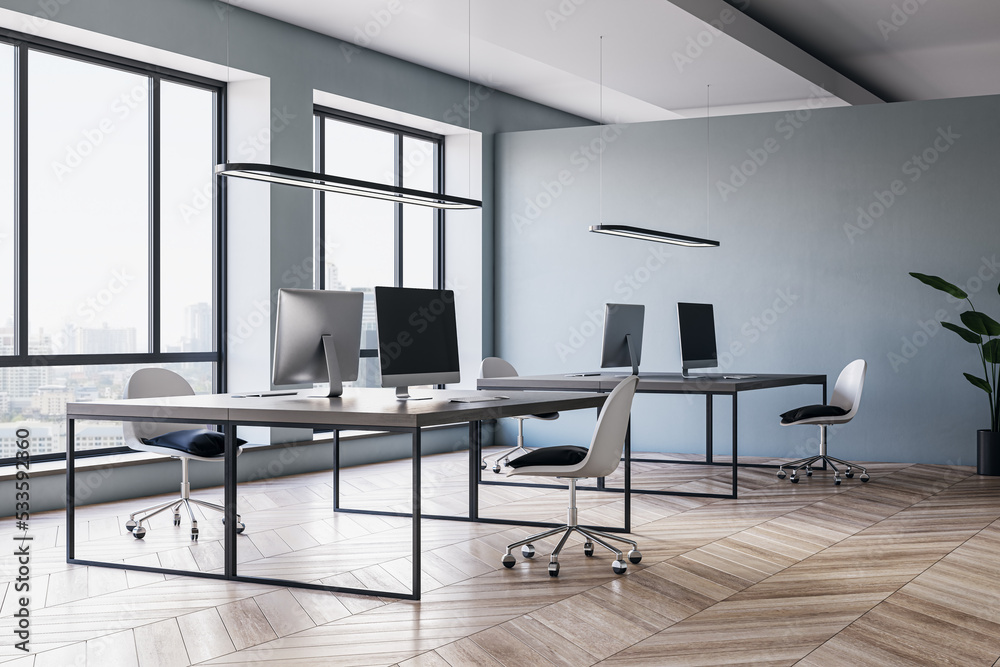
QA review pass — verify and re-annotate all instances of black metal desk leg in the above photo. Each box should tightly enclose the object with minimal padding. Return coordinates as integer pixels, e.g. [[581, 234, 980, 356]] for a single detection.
[[469, 421, 480, 521], [731, 393, 739, 499], [706, 394, 713, 464], [224, 423, 237, 578], [598, 403, 607, 490], [411, 427, 422, 600], [66, 417, 75, 561], [624, 419, 631, 531], [333, 429, 341, 512]]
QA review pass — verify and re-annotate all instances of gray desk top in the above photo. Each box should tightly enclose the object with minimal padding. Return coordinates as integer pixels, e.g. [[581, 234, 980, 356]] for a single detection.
[[67, 388, 608, 428], [477, 372, 826, 394]]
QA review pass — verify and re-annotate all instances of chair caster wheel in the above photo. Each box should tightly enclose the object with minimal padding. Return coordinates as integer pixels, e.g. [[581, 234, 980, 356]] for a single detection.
[[126, 519, 137, 533], [805, 469, 813, 477], [502, 554, 516, 568], [612, 560, 627, 575], [583, 542, 594, 557], [790, 476, 799, 484], [521, 544, 535, 559], [480, 461, 487, 470], [845, 470, 854, 478], [834, 478, 841, 486], [133, 526, 146, 539], [191, 528, 199, 541], [860, 473, 870, 482], [492, 464, 501, 474], [236, 522, 245, 534], [776, 470, 786, 479], [628, 549, 642, 564], [173, 513, 181, 526], [548, 562, 559, 577]]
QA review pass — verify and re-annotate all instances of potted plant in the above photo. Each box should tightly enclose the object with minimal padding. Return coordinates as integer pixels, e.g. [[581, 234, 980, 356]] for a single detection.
[[910, 272, 1000, 475]]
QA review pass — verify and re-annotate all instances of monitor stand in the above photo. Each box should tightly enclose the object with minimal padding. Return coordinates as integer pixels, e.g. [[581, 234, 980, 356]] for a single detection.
[[395, 386, 431, 401], [680, 366, 709, 379], [316, 335, 344, 398]]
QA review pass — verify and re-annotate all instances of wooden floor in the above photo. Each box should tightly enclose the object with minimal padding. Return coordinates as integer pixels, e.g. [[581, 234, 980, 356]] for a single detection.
[[3, 449, 1000, 666]]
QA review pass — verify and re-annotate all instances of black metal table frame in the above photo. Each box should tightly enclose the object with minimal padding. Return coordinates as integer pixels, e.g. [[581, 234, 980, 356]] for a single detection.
[[66, 399, 614, 602], [477, 375, 827, 501]]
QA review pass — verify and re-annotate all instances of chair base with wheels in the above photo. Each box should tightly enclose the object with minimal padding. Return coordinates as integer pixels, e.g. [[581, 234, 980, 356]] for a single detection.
[[501, 478, 640, 577], [776, 423, 869, 486], [125, 456, 245, 541]]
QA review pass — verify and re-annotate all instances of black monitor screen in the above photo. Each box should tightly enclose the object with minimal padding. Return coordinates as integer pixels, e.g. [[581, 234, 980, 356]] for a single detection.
[[375, 287, 460, 385], [677, 302, 718, 371]]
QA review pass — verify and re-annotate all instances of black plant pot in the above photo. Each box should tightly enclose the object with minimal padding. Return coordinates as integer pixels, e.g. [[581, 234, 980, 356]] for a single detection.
[[977, 430, 1000, 476]]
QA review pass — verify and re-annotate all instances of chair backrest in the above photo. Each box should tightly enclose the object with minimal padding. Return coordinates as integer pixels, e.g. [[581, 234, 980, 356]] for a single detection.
[[122, 368, 203, 446], [830, 359, 866, 419], [574, 375, 639, 478], [479, 357, 518, 379]]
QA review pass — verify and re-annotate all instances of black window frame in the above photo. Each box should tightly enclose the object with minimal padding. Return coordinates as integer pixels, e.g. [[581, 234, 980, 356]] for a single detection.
[[0, 29, 227, 465], [313, 106, 445, 359]]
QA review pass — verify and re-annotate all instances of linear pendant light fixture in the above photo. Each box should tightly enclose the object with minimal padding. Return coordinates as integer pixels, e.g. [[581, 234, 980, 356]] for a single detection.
[[214, 3, 481, 211], [215, 163, 482, 210], [588, 63, 719, 247]]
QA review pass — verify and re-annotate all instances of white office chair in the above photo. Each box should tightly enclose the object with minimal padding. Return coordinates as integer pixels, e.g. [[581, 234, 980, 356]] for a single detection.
[[122, 368, 244, 541], [777, 359, 869, 485], [501, 375, 640, 577], [479, 357, 559, 473]]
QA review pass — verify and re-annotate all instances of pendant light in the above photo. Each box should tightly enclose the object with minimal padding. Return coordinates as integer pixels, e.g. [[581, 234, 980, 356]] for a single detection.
[[589, 66, 719, 247], [213, 4, 481, 210]]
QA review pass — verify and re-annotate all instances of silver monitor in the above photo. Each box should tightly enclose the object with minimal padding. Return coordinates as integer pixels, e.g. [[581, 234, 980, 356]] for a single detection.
[[375, 286, 460, 400], [677, 302, 718, 378], [600, 303, 645, 375], [272, 288, 364, 398]]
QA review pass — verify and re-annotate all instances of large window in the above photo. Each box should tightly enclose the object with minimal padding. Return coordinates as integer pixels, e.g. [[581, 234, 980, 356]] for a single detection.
[[0, 36, 224, 462], [314, 109, 444, 387]]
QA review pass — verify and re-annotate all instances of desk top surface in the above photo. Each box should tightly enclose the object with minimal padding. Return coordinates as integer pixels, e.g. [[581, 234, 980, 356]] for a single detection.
[[477, 372, 826, 394], [67, 388, 608, 428]]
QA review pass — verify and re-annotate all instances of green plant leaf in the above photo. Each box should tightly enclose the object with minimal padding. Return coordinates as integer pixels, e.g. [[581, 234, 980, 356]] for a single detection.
[[942, 321, 982, 344], [961, 311, 1000, 336], [965, 373, 993, 393], [985, 339, 1000, 364], [910, 272, 968, 299]]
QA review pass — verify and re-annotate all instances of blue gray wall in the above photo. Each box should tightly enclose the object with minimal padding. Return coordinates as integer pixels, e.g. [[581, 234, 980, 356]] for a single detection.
[[495, 95, 1000, 466]]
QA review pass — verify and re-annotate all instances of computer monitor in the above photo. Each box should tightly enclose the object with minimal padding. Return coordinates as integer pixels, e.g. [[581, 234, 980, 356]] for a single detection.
[[272, 288, 364, 398], [677, 302, 718, 378], [375, 286, 461, 400], [600, 303, 644, 376]]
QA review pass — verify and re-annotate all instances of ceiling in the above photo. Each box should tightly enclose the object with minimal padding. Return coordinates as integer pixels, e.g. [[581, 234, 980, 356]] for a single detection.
[[231, 0, 1000, 122]]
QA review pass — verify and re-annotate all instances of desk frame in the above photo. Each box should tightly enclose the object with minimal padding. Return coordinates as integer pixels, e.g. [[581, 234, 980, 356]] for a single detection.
[[476, 373, 826, 500], [65, 389, 606, 601]]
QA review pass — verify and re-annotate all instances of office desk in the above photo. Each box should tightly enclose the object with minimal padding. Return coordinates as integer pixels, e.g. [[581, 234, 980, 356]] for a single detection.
[[477, 372, 826, 500], [66, 388, 607, 600]]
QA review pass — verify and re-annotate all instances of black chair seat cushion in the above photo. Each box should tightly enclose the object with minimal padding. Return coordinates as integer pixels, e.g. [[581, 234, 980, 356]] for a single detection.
[[508, 445, 588, 469], [140, 429, 246, 457], [780, 404, 848, 424]]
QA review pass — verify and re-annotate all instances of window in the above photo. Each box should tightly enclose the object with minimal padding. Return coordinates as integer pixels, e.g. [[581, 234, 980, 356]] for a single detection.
[[0, 36, 224, 462], [314, 109, 444, 387]]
